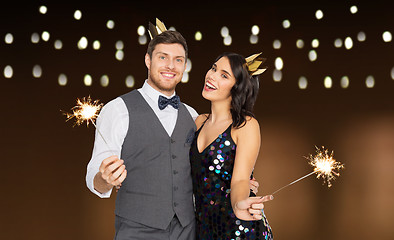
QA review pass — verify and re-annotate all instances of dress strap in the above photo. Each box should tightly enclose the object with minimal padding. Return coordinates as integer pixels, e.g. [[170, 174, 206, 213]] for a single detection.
[[203, 114, 210, 124], [196, 114, 210, 132]]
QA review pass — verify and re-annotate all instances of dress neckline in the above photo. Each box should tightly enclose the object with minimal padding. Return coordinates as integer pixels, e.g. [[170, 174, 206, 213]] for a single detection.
[[196, 123, 233, 154]]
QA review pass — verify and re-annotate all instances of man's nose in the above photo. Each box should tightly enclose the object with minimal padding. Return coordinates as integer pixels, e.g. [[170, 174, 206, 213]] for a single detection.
[[166, 59, 175, 69]]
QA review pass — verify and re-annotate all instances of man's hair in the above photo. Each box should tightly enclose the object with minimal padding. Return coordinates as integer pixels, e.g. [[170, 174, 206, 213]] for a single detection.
[[147, 30, 188, 60]]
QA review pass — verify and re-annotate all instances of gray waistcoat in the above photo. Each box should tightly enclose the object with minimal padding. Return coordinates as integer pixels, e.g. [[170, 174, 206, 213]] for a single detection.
[[115, 90, 196, 230]]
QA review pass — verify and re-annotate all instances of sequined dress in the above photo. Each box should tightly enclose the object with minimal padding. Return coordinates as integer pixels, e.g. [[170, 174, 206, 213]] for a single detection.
[[190, 124, 273, 240]]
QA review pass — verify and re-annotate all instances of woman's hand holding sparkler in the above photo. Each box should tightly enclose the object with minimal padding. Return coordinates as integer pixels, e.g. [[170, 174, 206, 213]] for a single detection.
[[234, 195, 274, 221], [249, 177, 259, 195], [94, 156, 127, 194]]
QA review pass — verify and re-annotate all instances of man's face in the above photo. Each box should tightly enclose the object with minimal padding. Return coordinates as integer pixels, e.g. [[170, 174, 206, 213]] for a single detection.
[[145, 43, 186, 96]]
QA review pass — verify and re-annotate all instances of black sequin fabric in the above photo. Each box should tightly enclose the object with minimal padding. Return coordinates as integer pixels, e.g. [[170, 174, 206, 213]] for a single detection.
[[190, 124, 273, 240]]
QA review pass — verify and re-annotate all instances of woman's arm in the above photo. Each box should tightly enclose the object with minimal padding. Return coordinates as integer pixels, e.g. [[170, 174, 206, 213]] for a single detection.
[[231, 117, 273, 220]]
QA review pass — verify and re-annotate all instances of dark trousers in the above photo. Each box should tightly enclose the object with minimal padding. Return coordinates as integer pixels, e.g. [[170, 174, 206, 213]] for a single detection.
[[114, 215, 196, 240]]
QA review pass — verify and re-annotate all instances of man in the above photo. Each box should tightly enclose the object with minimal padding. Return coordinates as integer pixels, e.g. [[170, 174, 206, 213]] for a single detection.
[[86, 28, 198, 239], [86, 21, 262, 239]]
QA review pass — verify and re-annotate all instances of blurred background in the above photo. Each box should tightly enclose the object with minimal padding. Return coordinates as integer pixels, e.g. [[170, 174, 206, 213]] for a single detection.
[[1, 1, 393, 239]]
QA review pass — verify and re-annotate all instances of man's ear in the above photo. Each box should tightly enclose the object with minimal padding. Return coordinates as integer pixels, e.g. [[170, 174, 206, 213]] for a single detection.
[[145, 53, 151, 70]]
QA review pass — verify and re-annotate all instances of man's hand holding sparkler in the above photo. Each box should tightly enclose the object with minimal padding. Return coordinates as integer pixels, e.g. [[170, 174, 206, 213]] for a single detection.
[[94, 156, 127, 194], [63, 96, 127, 194]]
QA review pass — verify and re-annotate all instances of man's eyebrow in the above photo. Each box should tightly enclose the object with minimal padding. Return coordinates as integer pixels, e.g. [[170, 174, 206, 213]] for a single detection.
[[155, 52, 168, 56], [156, 52, 185, 59]]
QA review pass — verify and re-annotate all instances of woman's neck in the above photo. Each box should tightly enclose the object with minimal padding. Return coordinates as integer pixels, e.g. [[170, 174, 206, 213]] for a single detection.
[[209, 100, 232, 124]]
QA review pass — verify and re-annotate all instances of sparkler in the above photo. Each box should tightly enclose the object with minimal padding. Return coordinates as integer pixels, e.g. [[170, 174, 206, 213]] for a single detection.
[[64, 96, 102, 127], [63, 96, 114, 155], [269, 146, 344, 196]]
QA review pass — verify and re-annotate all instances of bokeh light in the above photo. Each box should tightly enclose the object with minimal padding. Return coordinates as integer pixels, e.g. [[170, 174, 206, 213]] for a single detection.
[[282, 19, 290, 29], [32, 65, 42, 78], [74, 10, 82, 20], [39, 5, 47, 14], [195, 31, 202, 41], [350, 5, 358, 14], [365, 75, 375, 88], [84, 74, 92, 86], [382, 31, 392, 42], [58, 74, 67, 86], [298, 76, 308, 89], [100, 75, 109, 87], [315, 10, 324, 20], [5, 33, 13, 44], [308, 50, 317, 61], [220, 26, 229, 38], [78, 36, 88, 49], [357, 32, 366, 42], [273, 69, 282, 82], [107, 20, 115, 29], [340, 76, 350, 88], [273, 40, 281, 49], [344, 37, 353, 49], [125, 75, 135, 88], [296, 39, 304, 49], [324, 76, 332, 88], [4, 65, 13, 78], [54, 40, 63, 50]]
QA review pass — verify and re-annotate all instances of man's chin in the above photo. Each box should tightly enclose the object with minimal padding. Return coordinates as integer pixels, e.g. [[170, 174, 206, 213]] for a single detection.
[[149, 74, 181, 90], [159, 80, 180, 90]]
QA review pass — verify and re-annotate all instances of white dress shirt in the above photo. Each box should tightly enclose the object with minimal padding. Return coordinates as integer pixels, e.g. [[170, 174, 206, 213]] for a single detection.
[[86, 80, 199, 198]]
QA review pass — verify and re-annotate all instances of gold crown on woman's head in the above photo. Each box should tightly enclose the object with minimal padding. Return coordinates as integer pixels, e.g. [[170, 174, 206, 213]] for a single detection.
[[245, 52, 267, 76]]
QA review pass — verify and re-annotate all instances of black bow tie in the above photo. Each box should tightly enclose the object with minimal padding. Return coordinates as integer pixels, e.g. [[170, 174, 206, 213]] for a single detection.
[[158, 95, 180, 110]]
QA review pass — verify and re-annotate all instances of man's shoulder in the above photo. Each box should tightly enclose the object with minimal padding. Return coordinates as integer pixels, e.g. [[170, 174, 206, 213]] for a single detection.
[[182, 102, 198, 120], [119, 89, 139, 99], [100, 97, 125, 114]]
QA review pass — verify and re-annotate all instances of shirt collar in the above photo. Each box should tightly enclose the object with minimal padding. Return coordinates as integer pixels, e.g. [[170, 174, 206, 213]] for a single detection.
[[141, 79, 176, 102]]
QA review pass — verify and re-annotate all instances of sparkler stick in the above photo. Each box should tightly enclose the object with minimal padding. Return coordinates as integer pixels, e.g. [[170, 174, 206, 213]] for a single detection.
[[268, 146, 344, 196], [271, 171, 315, 195], [63, 96, 115, 155]]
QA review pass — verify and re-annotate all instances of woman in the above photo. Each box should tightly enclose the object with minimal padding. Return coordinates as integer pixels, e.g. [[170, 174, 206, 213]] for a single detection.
[[190, 52, 274, 239]]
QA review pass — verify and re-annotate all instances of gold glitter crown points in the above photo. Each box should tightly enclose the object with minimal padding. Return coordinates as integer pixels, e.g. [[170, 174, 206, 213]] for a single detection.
[[245, 52, 267, 76], [148, 18, 168, 39]]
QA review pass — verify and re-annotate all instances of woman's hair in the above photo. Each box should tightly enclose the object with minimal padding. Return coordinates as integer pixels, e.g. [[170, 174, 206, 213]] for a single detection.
[[215, 52, 260, 128], [147, 30, 188, 60]]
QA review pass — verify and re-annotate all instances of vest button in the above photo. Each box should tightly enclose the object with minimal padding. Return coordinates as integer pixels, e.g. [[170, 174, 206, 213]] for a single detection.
[[174, 186, 178, 191], [171, 138, 175, 143], [173, 170, 178, 174], [174, 202, 178, 207], [172, 155, 177, 159]]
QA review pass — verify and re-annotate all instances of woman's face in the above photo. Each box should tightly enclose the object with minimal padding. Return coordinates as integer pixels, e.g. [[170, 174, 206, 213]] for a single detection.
[[202, 57, 236, 103]]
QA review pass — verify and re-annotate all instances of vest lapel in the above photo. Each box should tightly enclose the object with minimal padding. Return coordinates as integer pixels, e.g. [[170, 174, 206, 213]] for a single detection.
[[171, 103, 186, 138]]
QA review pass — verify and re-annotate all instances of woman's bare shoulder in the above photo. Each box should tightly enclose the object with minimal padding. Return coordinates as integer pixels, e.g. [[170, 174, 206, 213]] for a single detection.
[[195, 114, 209, 129]]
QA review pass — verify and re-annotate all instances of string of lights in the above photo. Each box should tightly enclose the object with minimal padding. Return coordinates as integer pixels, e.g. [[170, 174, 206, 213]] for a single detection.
[[1, 3, 393, 90]]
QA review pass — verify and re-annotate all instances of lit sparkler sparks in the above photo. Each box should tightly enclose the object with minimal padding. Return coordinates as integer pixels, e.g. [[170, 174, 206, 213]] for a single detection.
[[63, 96, 114, 155], [307, 146, 344, 188], [64, 96, 103, 127], [269, 146, 344, 196]]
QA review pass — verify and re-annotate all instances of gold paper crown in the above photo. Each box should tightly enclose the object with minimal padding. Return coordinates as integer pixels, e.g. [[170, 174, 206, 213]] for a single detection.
[[148, 18, 168, 39], [245, 52, 267, 76]]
